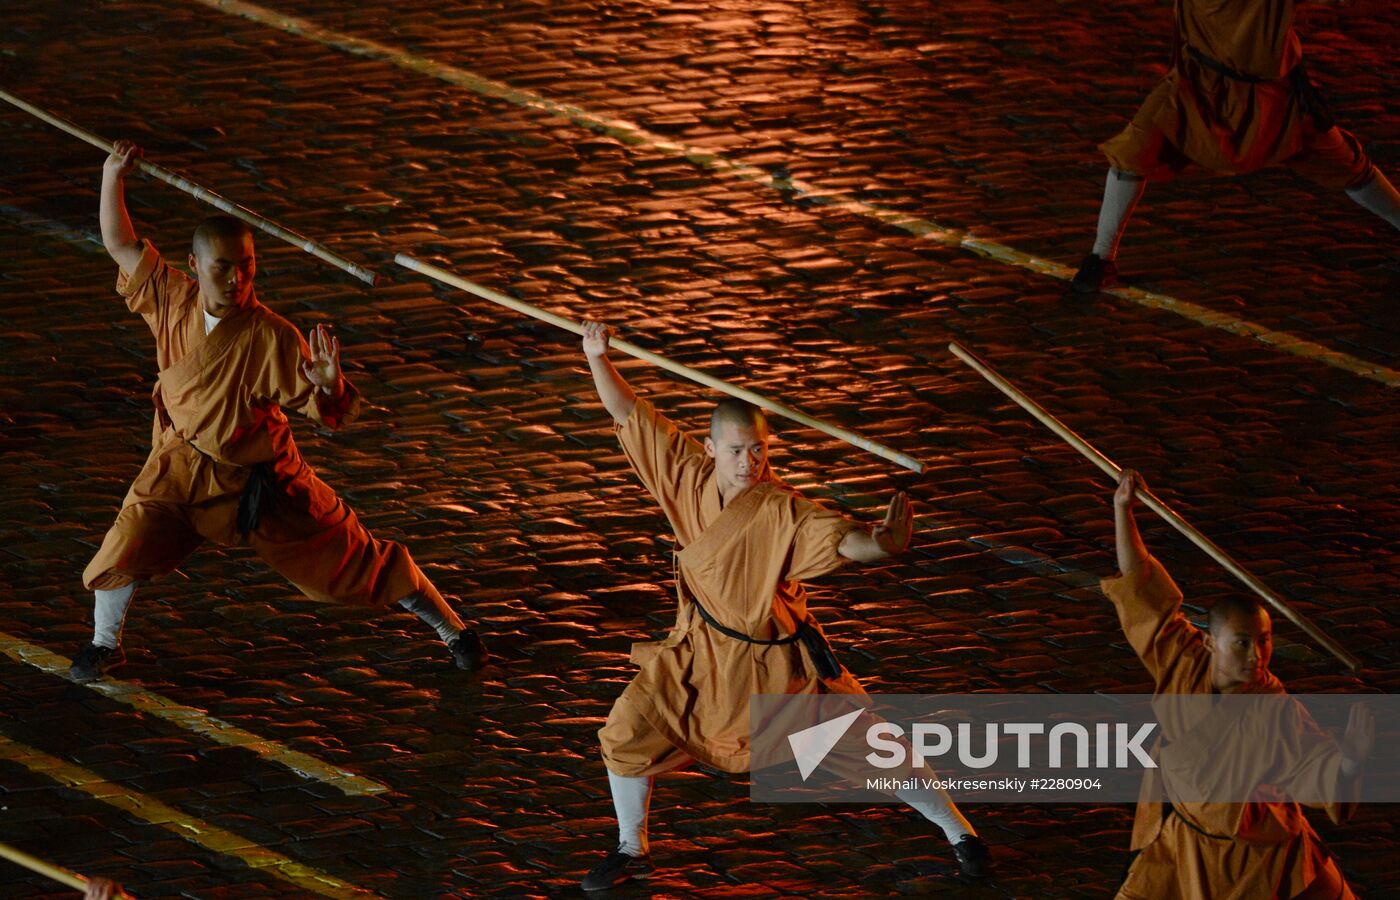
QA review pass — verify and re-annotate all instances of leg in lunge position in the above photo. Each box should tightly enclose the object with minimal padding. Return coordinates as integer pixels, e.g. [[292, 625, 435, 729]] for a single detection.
[[1073, 0, 1395, 293], [1072, 168, 1146, 293]]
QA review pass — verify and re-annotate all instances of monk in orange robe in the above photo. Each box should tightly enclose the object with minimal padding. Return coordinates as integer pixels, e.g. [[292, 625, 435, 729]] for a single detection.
[[576, 321, 990, 891], [1102, 469, 1373, 898], [1073, 0, 1399, 292], [71, 140, 486, 681]]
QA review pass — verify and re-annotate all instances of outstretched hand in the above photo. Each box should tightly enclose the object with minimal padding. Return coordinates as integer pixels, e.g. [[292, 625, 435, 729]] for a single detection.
[[104, 140, 142, 181], [1341, 702, 1375, 779], [302, 324, 343, 396], [872, 490, 913, 555], [582, 319, 612, 360]]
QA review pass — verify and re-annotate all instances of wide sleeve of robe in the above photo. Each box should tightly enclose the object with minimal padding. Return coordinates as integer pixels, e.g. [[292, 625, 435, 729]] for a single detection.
[[254, 317, 362, 430], [615, 396, 708, 538], [1101, 556, 1205, 690], [780, 491, 861, 583], [1262, 699, 1359, 823], [115, 239, 193, 339]]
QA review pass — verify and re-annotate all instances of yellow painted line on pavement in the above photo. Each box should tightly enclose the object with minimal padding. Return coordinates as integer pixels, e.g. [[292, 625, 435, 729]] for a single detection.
[[0, 731, 383, 898], [190, 0, 1400, 389], [0, 632, 389, 796]]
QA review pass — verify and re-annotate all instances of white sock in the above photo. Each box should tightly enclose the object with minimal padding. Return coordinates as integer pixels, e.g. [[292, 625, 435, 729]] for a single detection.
[[1092, 168, 1147, 260], [1346, 169, 1400, 231], [895, 785, 976, 845], [92, 582, 138, 649], [398, 593, 462, 645], [608, 771, 653, 856]]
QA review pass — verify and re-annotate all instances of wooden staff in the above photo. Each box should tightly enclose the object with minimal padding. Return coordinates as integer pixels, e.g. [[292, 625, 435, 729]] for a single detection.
[[0, 88, 378, 286], [948, 341, 1361, 672], [0, 840, 89, 892], [395, 253, 925, 473]]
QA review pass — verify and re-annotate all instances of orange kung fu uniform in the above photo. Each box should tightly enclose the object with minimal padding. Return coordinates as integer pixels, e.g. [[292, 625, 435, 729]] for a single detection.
[[1102, 558, 1357, 900], [1101, 0, 1374, 190], [599, 398, 867, 777], [83, 240, 437, 607]]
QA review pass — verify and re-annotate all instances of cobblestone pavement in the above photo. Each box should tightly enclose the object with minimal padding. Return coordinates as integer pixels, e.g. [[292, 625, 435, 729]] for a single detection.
[[1, 0, 1396, 896]]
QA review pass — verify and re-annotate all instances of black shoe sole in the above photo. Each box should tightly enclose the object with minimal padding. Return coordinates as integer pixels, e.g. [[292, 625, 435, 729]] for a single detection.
[[454, 654, 488, 672], [69, 652, 124, 683], [582, 871, 652, 891]]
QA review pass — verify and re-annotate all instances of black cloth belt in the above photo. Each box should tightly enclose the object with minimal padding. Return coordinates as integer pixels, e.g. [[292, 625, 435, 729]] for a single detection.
[[1187, 45, 1265, 83], [687, 591, 844, 680], [1163, 801, 1234, 841], [236, 461, 278, 535], [1185, 46, 1334, 131]]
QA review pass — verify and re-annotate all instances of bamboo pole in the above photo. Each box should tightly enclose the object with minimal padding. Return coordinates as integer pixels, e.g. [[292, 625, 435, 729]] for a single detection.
[[395, 253, 925, 473], [0, 89, 377, 286], [0, 840, 88, 891], [948, 341, 1361, 672]]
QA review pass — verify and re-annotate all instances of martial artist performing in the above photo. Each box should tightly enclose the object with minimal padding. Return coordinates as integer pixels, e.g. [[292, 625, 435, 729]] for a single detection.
[[577, 321, 990, 891], [71, 140, 486, 681], [1102, 469, 1372, 899], [1073, 0, 1400, 293]]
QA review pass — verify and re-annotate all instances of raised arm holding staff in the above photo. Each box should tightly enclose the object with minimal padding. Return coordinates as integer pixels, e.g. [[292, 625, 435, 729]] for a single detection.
[[72, 141, 486, 682], [0, 841, 131, 898], [0, 89, 377, 284], [578, 321, 989, 891], [949, 341, 1359, 672], [396, 254, 926, 473]]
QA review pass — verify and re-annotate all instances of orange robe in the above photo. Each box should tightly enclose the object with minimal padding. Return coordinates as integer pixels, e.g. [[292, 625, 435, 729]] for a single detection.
[[84, 240, 437, 607], [599, 398, 865, 777], [1101, 0, 1373, 190], [1102, 558, 1357, 899]]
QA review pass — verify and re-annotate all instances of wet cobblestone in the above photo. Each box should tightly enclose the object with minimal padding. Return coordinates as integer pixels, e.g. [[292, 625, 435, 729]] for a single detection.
[[1, 0, 1397, 897]]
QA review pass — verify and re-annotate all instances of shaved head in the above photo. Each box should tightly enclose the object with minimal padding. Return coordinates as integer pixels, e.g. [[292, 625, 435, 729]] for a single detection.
[[710, 398, 767, 440], [1205, 595, 1273, 691], [1208, 595, 1267, 636], [192, 215, 255, 259], [705, 398, 770, 501], [188, 215, 257, 314]]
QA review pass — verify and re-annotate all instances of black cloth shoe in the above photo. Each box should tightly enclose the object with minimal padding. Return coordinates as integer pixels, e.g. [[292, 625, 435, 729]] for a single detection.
[[1071, 253, 1118, 293], [581, 847, 654, 891], [448, 631, 488, 671], [953, 834, 993, 877], [70, 644, 124, 683]]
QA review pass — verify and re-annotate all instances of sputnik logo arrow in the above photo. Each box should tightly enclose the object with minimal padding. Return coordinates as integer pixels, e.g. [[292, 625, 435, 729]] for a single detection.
[[787, 708, 864, 781]]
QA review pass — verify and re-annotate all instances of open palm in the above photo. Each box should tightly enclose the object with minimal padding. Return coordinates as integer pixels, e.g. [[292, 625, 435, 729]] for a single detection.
[[872, 491, 912, 555], [301, 324, 342, 393]]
